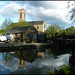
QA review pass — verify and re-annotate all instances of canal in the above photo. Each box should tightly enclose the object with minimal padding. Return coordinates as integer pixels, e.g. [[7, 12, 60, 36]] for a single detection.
[[0, 48, 75, 74]]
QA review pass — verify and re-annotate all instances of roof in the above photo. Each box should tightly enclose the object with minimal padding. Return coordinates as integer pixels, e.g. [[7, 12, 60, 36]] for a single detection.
[[26, 21, 44, 25], [6, 26, 31, 34], [18, 9, 26, 11]]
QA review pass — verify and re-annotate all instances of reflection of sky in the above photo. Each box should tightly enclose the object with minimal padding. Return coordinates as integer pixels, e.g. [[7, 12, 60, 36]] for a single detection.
[[0, 52, 70, 74]]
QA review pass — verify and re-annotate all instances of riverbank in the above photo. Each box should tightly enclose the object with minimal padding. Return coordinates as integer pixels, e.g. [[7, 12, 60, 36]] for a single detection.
[[0, 42, 50, 52]]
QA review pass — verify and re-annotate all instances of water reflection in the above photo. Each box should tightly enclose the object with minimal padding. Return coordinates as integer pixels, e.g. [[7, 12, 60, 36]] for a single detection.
[[10, 50, 46, 68], [2, 53, 14, 63], [0, 48, 74, 74]]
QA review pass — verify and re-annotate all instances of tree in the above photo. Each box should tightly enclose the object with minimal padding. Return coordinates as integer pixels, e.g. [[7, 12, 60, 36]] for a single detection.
[[66, 26, 75, 34], [45, 25, 57, 39], [0, 18, 13, 35], [67, 1, 75, 21], [53, 24, 61, 32], [2, 53, 14, 63], [48, 25, 57, 38], [1, 18, 13, 29]]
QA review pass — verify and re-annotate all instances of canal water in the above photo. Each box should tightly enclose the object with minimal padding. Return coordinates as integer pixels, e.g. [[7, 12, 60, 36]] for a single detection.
[[0, 48, 74, 74]]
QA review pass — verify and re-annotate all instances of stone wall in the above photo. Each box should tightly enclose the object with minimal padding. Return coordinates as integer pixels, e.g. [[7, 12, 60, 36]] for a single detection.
[[33, 21, 46, 32], [10, 26, 38, 42]]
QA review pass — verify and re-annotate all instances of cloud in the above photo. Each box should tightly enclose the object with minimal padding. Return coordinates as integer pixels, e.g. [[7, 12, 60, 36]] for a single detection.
[[0, 2, 21, 17], [0, 1, 74, 29], [9, 53, 70, 74], [0, 2, 6, 6], [0, 58, 18, 72], [32, 54, 69, 68], [24, 4, 70, 28]]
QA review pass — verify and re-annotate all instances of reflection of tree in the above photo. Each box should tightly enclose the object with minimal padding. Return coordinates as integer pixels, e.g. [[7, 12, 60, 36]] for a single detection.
[[47, 49, 54, 56], [69, 49, 75, 74], [46, 64, 70, 75], [2, 53, 14, 63]]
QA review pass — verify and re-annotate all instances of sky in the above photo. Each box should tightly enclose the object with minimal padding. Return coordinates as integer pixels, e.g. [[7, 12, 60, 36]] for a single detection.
[[0, 1, 75, 29]]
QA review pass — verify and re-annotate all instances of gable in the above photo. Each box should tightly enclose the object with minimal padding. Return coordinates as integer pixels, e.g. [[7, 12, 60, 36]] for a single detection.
[[27, 26, 38, 34]]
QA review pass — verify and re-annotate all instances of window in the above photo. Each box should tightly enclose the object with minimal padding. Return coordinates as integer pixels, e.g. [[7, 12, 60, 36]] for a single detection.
[[20, 12, 22, 19], [24, 13, 25, 19], [37, 26, 39, 29]]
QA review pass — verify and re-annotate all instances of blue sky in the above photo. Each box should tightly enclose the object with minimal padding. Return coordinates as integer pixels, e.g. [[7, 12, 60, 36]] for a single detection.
[[0, 1, 75, 29]]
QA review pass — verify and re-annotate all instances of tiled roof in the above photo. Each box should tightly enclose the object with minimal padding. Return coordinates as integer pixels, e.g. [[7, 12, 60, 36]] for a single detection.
[[26, 21, 44, 25], [6, 26, 31, 34]]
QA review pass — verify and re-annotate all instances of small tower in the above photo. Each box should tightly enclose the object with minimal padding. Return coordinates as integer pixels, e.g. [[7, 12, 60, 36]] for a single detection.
[[18, 9, 26, 22]]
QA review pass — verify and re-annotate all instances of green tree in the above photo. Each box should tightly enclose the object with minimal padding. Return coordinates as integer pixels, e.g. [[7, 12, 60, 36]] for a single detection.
[[1, 18, 13, 29], [45, 30, 52, 38], [66, 26, 75, 34], [45, 24, 58, 39], [0, 18, 13, 35], [53, 24, 61, 32], [48, 25, 57, 38]]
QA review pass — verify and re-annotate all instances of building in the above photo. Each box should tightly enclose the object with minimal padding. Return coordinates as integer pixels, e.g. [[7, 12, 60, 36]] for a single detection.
[[18, 9, 46, 32], [6, 26, 38, 42], [6, 9, 46, 42]]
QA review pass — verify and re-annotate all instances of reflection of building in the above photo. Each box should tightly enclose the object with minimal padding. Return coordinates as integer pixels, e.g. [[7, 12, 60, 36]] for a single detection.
[[18, 59, 25, 68], [37, 52, 45, 59], [10, 50, 37, 62]]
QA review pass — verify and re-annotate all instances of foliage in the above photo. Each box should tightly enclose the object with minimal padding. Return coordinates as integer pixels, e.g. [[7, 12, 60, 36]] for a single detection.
[[0, 18, 13, 35], [46, 64, 70, 75], [48, 25, 57, 38], [45, 24, 57, 39], [0, 29, 5, 35], [2, 53, 14, 63], [67, 1, 75, 21], [1, 18, 13, 29], [6, 21, 31, 31], [45, 30, 52, 38], [46, 69, 52, 75], [53, 24, 61, 32], [0, 18, 31, 35], [66, 26, 75, 34], [70, 65, 75, 74]]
